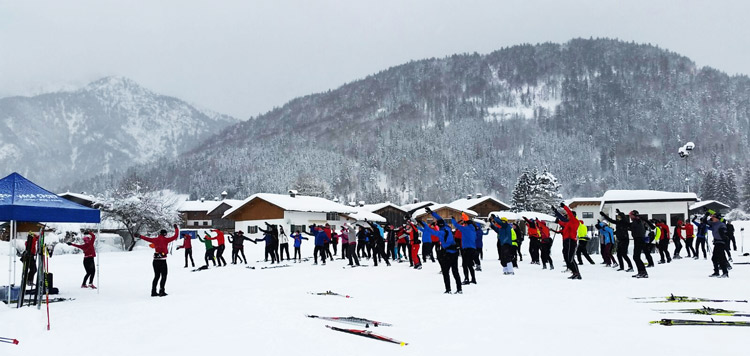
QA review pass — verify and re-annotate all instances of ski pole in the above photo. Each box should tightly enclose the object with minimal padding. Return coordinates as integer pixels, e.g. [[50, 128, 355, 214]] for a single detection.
[[0, 337, 19, 345], [741, 228, 745, 254]]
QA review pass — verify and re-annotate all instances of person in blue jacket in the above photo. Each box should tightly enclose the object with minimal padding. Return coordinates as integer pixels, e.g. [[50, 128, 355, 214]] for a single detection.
[[417, 219, 437, 263], [595, 221, 617, 267], [302, 224, 330, 265], [451, 215, 478, 285], [290, 230, 308, 263], [427, 207, 462, 294], [691, 215, 709, 260], [490, 214, 515, 275]]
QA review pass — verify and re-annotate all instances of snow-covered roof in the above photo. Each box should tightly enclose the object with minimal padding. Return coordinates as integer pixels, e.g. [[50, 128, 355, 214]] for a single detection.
[[400, 201, 436, 212], [206, 199, 245, 216], [342, 207, 387, 223], [178, 200, 222, 213], [564, 197, 601, 205], [411, 204, 478, 219], [58, 191, 97, 202], [488, 211, 556, 222], [689, 200, 730, 211], [223, 193, 357, 218], [360, 202, 406, 213], [601, 190, 698, 203], [449, 196, 511, 211]]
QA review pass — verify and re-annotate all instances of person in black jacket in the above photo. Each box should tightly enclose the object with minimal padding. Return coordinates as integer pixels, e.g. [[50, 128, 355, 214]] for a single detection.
[[257, 223, 280, 263], [707, 213, 730, 277], [228, 231, 255, 264], [600, 210, 634, 272], [365, 219, 391, 267], [627, 211, 654, 279]]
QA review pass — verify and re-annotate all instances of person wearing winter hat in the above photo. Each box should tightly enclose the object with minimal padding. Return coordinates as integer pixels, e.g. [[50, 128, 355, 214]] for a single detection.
[[429, 207, 461, 294], [68, 231, 97, 288], [198, 232, 217, 268], [135, 225, 179, 296], [490, 215, 514, 275], [289, 229, 308, 262], [204, 228, 228, 266], [551, 203, 582, 280]]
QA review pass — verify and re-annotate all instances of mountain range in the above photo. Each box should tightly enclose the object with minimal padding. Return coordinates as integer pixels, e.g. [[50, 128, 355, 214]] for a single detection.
[[7, 38, 750, 204], [0, 77, 238, 189]]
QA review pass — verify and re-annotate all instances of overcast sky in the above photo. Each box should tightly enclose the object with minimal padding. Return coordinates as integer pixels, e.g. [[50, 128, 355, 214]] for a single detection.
[[1, 0, 749, 119]]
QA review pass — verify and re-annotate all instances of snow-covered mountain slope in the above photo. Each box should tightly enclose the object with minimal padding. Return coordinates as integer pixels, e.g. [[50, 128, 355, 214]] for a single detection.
[[0, 76, 238, 189]]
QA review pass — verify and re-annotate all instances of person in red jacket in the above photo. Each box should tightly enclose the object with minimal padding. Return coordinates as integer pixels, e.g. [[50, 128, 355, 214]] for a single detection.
[[551, 203, 581, 279], [679, 219, 696, 257], [656, 220, 672, 264], [136, 224, 179, 297], [175, 233, 195, 268], [204, 229, 227, 266], [68, 231, 97, 288], [406, 220, 422, 269], [673, 220, 685, 259]]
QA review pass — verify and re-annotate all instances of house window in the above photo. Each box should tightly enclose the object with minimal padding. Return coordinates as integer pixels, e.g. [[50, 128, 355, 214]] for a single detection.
[[193, 221, 199, 227], [326, 212, 339, 221], [290, 224, 306, 233], [248, 226, 258, 234], [652, 214, 667, 223], [582, 212, 594, 219], [670, 213, 685, 226], [203, 221, 209, 226]]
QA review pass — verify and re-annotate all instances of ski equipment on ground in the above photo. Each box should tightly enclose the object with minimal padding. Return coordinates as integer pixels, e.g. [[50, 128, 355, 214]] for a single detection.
[[0, 336, 19, 345], [306, 315, 392, 327], [631, 294, 748, 303], [308, 290, 352, 298], [654, 306, 750, 317], [650, 318, 750, 327], [261, 264, 290, 269], [325, 325, 407, 345]]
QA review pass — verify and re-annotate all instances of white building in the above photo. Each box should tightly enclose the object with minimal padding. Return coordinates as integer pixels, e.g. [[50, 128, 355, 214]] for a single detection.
[[569, 190, 699, 232]]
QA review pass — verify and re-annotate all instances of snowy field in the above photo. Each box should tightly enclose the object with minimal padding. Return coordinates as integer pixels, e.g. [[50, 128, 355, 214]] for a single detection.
[[2, 231, 750, 356]]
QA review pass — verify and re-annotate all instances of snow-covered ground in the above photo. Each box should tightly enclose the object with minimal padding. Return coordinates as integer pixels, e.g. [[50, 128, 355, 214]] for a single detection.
[[2, 232, 750, 356]]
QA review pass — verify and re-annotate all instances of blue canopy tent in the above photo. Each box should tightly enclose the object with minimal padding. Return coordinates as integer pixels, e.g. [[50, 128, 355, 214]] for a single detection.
[[1, 172, 100, 306]]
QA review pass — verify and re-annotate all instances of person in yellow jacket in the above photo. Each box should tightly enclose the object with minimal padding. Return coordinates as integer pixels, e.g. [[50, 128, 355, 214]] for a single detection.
[[511, 224, 519, 268], [576, 221, 595, 265]]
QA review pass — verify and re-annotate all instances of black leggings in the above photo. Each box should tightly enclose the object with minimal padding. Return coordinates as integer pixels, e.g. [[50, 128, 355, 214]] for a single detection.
[[216, 245, 227, 266], [685, 238, 696, 257], [151, 259, 168, 293], [347, 243, 360, 266], [438, 251, 461, 292], [576, 240, 595, 264], [184, 247, 195, 267], [617, 239, 633, 269], [82, 257, 96, 285], [540, 241, 553, 268], [462, 248, 476, 282], [314, 246, 327, 264], [294, 246, 302, 260], [562, 239, 580, 275], [632, 239, 648, 274], [695, 238, 707, 258], [205, 248, 216, 266], [279, 243, 290, 260]]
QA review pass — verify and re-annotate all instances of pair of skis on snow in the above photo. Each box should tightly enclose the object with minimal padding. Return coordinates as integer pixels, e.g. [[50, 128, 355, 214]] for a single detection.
[[631, 294, 747, 303], [0, 336, 19, 345], [306, 315, 406, 345], [308, 290, 353, 298], [634, 294, 750, 327]]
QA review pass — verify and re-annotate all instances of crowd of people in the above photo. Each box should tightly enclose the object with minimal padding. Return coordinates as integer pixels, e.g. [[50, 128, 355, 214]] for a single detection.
[[51, 204, 738, 297]]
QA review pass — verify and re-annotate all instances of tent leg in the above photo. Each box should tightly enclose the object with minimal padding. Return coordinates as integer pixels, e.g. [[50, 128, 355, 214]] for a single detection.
[[6, 221, 13, 306], [97, 225, 100, 294]]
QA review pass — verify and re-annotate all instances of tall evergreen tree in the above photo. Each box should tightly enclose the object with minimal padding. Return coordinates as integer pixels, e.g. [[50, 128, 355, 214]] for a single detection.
[[528, 170, 563, 212], [742, 171, 750, 211], [721, 169, 739, 208], [511, 169, 533, 212], [700, 170, 719, 201]]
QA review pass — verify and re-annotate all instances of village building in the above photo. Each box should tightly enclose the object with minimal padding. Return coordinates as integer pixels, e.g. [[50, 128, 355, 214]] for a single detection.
[[449, 194, 511, 219], [222, 191, 357, 237]]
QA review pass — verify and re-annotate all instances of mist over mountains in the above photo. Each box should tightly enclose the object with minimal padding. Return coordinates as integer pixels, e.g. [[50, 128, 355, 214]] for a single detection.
[[0, 76, 238, 189], [12, 38, 750, 203]]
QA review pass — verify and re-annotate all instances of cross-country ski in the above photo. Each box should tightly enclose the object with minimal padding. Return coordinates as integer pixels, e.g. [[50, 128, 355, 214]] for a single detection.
[[325, 325, 407, 346], [306, 315, 392, 328]]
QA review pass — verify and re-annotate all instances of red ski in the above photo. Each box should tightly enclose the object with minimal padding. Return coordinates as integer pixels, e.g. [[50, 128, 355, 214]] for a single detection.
[[325, 325, 407, 346]]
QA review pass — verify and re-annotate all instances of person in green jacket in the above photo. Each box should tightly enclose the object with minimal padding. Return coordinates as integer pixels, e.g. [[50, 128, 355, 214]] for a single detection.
[[198, 232, 217, 268], [576, 221, 595, 265]]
